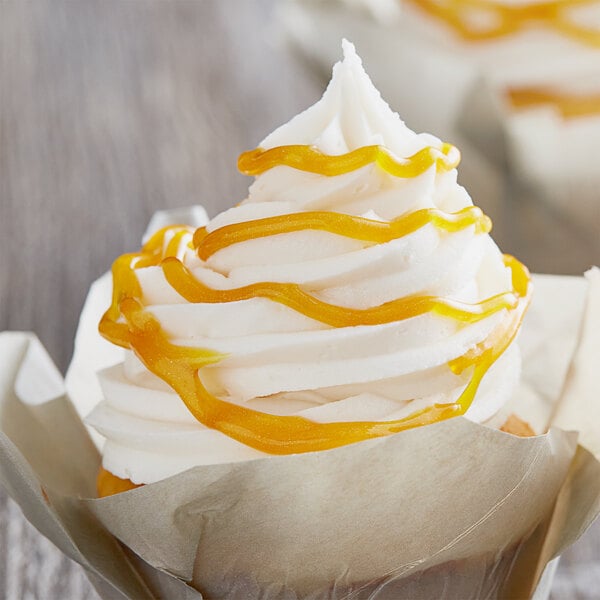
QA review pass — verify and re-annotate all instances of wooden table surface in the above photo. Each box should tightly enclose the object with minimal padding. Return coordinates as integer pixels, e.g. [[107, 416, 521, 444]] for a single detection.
[[0, 1, 598, 598]]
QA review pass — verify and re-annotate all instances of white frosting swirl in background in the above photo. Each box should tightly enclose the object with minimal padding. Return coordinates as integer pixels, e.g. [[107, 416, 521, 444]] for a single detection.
[[88, 41, 519, 485], [397, 0, 600, 87]]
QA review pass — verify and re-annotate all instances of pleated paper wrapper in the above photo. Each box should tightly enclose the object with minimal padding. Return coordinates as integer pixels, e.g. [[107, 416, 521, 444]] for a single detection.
[[1, 206, 599, 599]]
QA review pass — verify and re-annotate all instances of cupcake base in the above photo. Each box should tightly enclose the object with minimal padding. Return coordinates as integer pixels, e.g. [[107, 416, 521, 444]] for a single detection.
[[196, 542, 526, 600]]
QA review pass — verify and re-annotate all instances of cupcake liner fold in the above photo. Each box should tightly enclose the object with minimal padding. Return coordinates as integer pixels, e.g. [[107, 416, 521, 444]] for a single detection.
[[0, 208, 599, 599]]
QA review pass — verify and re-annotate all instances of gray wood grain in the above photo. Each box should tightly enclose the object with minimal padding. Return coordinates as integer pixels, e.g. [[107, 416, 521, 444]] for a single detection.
[[0, 1, 597, 598]]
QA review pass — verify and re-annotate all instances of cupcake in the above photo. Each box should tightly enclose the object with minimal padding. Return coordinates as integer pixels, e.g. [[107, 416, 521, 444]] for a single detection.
[[0, 39, 583, 599], [88, 40, 534, 499]]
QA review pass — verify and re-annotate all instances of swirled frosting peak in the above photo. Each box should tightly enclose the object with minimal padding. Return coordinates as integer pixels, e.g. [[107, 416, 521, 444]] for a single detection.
[[261, 39, 436, 155], [88, 41, 531, 486]]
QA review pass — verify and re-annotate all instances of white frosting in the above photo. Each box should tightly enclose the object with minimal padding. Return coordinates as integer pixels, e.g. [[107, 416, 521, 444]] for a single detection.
[[88, 41, 520, 484]]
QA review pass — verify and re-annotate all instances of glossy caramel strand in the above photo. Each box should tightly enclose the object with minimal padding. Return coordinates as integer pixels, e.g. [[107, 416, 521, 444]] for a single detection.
[[99, 230, 530, 455], [195, 206, 492, 260], [99, 224, 194, 348], [450, 256, 529, 372], [238, 143, 460, 177], [116, 257, 530, 455], [161, 255, 522, 328], [407, 0, 600, 47]]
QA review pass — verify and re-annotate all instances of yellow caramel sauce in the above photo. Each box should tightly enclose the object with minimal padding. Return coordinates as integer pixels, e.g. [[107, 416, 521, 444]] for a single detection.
[[97, 467, 143, 497], [194, 206, 491, 260], [506, 87, 600, 119], [99, 225, 194, 348], [99, 144, 531, 456], [406, 0, 600, 47], [162, 255, 522, 328], [237, 142, 460, 177]]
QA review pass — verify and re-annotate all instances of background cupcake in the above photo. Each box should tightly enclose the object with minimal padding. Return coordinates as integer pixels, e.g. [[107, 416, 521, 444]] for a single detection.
[[280, 0, 600, 231]]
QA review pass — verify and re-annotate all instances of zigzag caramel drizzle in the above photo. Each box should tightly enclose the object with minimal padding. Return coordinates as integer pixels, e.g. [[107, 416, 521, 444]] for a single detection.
[[99, 143, 531, 455], [407, 0, 600, 47], [237, 142, 460, 177]]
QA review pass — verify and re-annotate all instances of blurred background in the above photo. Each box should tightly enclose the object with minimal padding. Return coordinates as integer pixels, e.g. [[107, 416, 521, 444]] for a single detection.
[[0, 0, 598, 598]]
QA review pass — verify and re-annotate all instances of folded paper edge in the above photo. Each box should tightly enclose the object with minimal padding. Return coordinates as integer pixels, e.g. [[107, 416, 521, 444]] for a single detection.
[[0, 332, 157, 599], [550, 267, 600, 459]]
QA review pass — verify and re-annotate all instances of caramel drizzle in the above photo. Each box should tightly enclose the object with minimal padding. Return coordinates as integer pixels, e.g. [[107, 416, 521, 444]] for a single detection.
[[507, 86, 600, 119], [118, 297, 462, 453], [99, 225, 530, 454], [407, 0, 600, 47], [237, 143, 460, 177], [161, 256, 521, 328], [195, 206, 492, 260], [99, 225, 194, 348], [98, 143, 532, 455], [103, 254, 530, 455]]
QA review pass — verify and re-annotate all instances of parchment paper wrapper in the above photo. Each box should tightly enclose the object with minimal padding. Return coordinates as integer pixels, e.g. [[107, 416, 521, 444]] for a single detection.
[[1, 206, 600, 599]]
